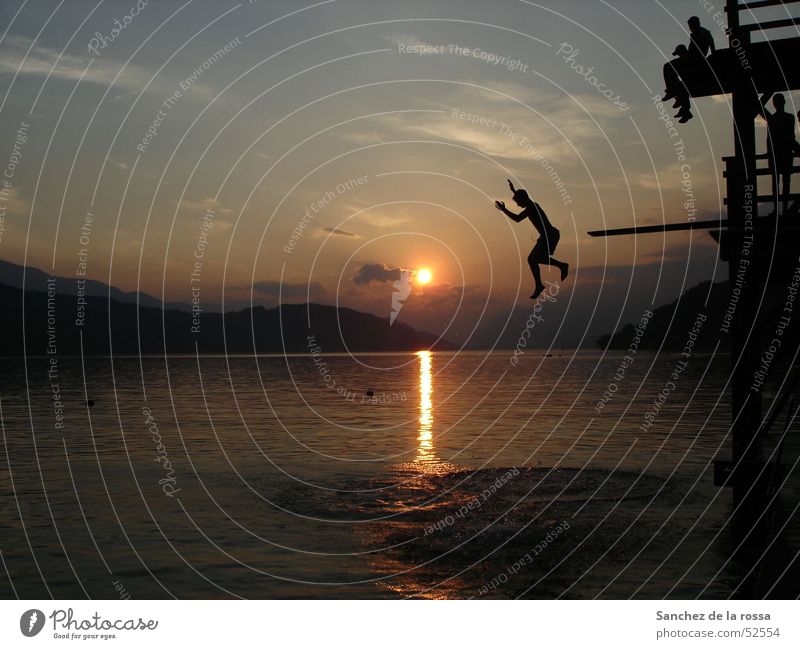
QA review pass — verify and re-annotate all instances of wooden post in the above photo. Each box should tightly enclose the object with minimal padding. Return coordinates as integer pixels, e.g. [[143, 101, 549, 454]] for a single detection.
[[726, 0, 762, 509]]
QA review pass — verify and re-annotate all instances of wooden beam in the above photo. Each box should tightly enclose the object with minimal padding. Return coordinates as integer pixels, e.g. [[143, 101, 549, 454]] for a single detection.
[[727, 0, 741, 49], [723, 165, 800, 176], [588, 218, 800, 237], [588, 220, 727, 237], [723, 153, 799, 162], [728, 23, 761, 510], [730, 0, 800, 11], [741, 16, 800, 30], [724, 192, 800, 203]]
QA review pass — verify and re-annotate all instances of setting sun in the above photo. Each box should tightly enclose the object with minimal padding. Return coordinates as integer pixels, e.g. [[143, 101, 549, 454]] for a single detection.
[[416, 268, 433, 284]]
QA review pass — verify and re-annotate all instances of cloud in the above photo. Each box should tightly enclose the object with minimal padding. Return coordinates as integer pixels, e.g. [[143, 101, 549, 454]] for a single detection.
[[382, 33, 439, 52], [250, 280, 327, 299], [0, 35, 226, 103], [355, 209, 412, 227], [319, 226, 358, 238], [353, 263, 405, 284], [179, 197, 234, 217], [0, 35, 152, 90], [337, 86, 627, 167], [0, 187, 30, 216]]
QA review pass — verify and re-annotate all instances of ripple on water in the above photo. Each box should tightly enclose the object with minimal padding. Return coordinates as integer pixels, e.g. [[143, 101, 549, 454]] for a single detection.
[[287, 466, 739, 599]]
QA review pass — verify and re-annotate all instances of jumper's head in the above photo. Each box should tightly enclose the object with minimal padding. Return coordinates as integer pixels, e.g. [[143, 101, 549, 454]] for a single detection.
[[773, 93, 786, 110], [688, 16, 700, 31], [512, 189, 532, 207]]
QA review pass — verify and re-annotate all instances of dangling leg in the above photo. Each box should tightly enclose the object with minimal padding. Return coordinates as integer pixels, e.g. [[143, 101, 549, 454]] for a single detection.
[[674, 63, 693, 122], [527, 248, 544, 300], [675, 89, 692, 122], [676, 101, 693, 123], [543, 256, 569, 281], [540, 231, 568, 281], [662, 60, 681, 101]]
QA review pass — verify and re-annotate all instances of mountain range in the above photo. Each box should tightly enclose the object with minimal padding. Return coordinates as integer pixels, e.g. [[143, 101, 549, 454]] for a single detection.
[[596, 279, 728, 351], [0, 258, 194, 312], [0, 258, 733, 354], [0, 271, 453, 356]]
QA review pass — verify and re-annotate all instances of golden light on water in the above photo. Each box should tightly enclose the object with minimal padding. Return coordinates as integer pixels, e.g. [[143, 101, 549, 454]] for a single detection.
[[416, 350, 434, 463]]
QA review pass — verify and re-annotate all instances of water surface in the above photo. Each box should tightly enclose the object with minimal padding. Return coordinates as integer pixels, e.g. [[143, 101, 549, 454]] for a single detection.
[[0, 350, 745, 598]]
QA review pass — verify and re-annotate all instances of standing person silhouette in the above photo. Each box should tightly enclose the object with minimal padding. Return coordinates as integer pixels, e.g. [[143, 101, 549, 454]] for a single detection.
[[760, 93, 796, 216], [495, 179, 569, 300]]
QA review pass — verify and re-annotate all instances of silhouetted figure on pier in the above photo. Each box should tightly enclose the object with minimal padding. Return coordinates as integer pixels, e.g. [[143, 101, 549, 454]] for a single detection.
[[796, 110, 800, 148], [759, 93, 797, 216], [664, 44, 691, 120], [495, 179, 568, 300], [794, 110, 800, 215], [662, 16, 715, 123]]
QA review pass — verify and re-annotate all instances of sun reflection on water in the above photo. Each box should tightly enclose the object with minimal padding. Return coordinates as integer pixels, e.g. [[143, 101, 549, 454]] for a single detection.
[[415, 350, 434, 464]]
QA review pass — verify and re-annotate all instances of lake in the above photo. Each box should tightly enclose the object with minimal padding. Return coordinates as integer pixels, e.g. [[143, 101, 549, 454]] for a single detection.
[[0, 349, 755, 598]]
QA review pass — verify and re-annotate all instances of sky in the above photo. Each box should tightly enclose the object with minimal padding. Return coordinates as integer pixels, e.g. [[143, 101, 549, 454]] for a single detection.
[[0, 0, 798, 346]]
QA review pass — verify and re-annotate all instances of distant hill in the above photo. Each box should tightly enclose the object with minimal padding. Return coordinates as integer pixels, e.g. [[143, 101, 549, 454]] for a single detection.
[[0, 258, 194, 312], [596, 280, 728, 351], [0, 283, 454, 355]]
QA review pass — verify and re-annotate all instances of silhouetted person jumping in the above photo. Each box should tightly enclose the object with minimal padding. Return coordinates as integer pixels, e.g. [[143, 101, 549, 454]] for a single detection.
[[495, 179, 568, 300], [758, 93, 797, 216], [662, 16, 715, 123]]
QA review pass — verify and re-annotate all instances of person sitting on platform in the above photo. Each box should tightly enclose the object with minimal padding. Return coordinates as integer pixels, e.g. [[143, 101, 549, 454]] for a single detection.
[[662, 16, 715, 123], [759, 93, 796, 217]]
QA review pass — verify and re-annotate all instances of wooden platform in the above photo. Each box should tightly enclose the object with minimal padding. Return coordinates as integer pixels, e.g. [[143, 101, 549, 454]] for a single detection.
[[679, 37, 800, 98], [709, 216, 800, 285]]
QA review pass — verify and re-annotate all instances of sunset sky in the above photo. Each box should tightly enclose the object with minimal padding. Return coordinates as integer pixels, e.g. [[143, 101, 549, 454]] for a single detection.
[[1, 0, 798, 345]]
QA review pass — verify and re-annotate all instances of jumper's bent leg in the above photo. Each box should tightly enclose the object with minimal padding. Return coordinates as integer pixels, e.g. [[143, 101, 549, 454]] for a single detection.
[[541, 256, 569, 281], [527, 252, 544, 299]]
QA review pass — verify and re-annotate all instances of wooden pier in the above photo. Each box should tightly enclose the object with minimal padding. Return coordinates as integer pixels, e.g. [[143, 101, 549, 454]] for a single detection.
[[590, 0, 800, 596]]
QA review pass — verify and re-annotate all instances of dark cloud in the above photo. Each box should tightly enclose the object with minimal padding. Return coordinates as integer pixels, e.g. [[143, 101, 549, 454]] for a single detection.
[[250, 281, 326, 298], [320, 227, 358, 238], [353, 263, 404, 285]]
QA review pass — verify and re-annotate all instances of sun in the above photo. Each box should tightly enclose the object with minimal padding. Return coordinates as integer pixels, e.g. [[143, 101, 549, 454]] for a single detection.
[[416, 268, 433, 284]]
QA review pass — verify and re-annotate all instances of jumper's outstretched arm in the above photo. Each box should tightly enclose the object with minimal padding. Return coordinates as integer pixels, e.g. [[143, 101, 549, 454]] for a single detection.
[[494, 200, 526, 222]]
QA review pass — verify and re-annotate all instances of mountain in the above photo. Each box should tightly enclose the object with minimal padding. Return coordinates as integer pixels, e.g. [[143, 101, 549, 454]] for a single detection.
[[0, 258, 195, 312], [596, 280, 728, 350], [0, 283, 454, 355]]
